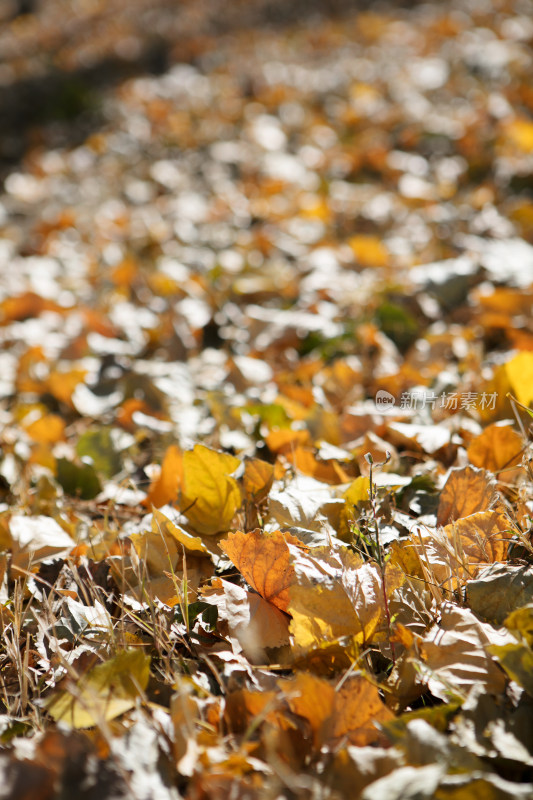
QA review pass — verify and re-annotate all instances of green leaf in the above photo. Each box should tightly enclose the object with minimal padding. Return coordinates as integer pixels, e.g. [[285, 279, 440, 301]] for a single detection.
[[76, 427, 122, 478], [56, 457, 101, 500]]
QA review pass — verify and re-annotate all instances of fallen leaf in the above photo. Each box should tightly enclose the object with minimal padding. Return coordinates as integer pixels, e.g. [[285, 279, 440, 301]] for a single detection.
[[44, 649, 150, 728], [488, 642, 533, 697], [437, 466, 497, 527], [201, 577, 290, 663], [179, 444, 241, 535], [418, 603, 513, 700], [467, 563, 533, 624], [220, 529, 303, 612], [146, 444, 183, 508], [288, 546, 403, 655], [467, 422, 524, 475], [23, 414, 65, 445], [242, 457, 274, 503], [278, 671, 392, 748], [503, 603, 533, 647]]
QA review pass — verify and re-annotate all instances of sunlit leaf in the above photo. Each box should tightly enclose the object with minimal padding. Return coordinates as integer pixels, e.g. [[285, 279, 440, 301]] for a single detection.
[[179, 444, 241, 535], [488, 643, 533, 696], [436, 466, 497, 527], [242, 457, 274, 503], [467, 422, 524, 474], [44, 649, 150, 728], [220, 528, 302, 612]]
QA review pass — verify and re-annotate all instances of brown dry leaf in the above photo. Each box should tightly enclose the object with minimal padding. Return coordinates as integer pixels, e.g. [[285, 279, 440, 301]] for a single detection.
[[443, 510, 514, 567], [278, 671, 392, 749], [466, 563, 533, 625], [171, 683, 202, 777], [224, 687, 285, 736], [328, 674, 394, 746], [417, 602, 513, 700], [467, 422, 524, 475], [123, 516, 212, 605], [220, 529, 303, 612], [179, 444, 241, 535], [436, 466, 497, 527], [415, 510, 514, 593], [146, 445, 184, 508], [201, 577, 290, 663]]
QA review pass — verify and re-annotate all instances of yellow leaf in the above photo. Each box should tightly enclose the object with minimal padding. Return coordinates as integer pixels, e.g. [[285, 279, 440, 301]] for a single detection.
[[288, 547, 402, 655], [348, 235, 388, 267], [179, 444, 241, 535], [504, 351, 533, 407], [152, 509, 209, 556], [344, 476, 371, 506], [44, 650, 150, 729], [488, 642, 533, 696], [504, 604, 533, 647], [24, 413, 65, 444], [340, 476, 370, 538], [122, 513, 213, 605], [503, 118, 533, 152], [46, 368, 87, 408]]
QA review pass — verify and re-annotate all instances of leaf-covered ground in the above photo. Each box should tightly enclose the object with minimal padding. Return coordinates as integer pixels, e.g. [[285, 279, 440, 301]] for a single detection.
[[1, 0, 533, 797]]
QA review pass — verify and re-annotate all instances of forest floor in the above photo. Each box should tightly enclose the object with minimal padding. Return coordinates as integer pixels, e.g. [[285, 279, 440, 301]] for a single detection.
[[1, 0, 533, 798]]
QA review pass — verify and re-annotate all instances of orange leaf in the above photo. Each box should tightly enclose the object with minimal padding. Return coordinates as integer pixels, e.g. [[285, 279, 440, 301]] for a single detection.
[[24, 414, 65, 445], [467, 422, 524, 474], [265, 429, 311, 454], [278, 672, 392, 748], [146, 445, 183, 509], [242, 457, 274, 503], [443, 510, 513, 567], [46, 368, 87, 408], [348, 235, 388, 267], [284, 447, 351, 484], [0, 291, 63, 323], [219, 529, 303, 612], [437, 466, 497, 527]]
